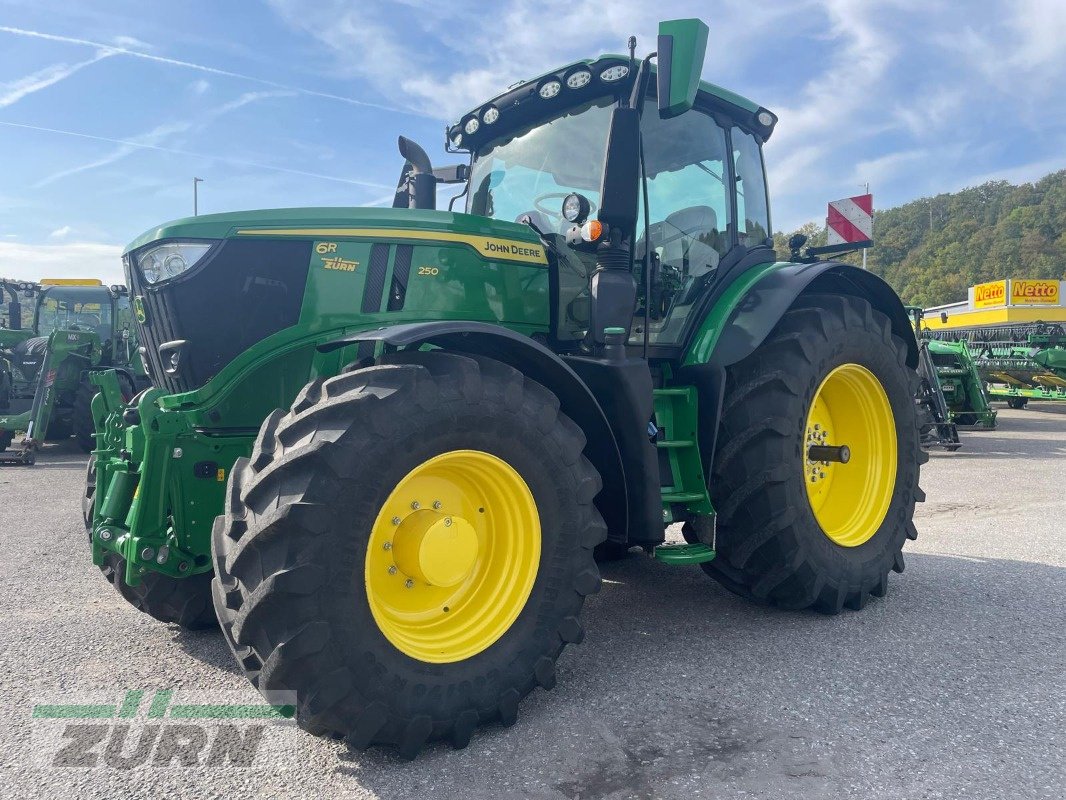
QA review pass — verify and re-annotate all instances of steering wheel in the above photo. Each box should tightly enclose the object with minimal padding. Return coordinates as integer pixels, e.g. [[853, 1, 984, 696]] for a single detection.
[[533, 192, 598, 221]]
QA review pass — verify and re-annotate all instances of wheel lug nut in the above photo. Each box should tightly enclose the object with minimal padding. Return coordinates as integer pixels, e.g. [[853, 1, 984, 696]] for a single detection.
[[391, 516, 401, 525], [388, 565, 397, 575], [433, 500, 442, 510], [411, 501, 420, 510], [444, 518, 452, 527], [383, 541, 392, 551], [404, 579, 414, 589]]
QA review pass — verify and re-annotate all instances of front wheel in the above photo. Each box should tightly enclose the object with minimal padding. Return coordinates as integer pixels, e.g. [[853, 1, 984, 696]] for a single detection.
[[699, 293, 925, 613], [212, 352, 606, 758]]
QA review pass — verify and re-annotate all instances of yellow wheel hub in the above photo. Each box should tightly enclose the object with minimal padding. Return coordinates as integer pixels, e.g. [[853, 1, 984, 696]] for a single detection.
[[365, 450, 541, 663], [804, 363, 897, 547]]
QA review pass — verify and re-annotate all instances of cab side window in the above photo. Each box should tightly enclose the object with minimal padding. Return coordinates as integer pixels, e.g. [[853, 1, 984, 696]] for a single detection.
[[636, 107, 732, 346], [732, 128, 771, 247]]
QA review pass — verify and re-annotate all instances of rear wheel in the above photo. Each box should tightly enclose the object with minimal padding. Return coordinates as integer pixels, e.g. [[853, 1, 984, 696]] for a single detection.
[[1007, 397, 1027, 410], [212, 352, 606, 758], [698, 293, 924, 612], [0, 429, 13, 452]]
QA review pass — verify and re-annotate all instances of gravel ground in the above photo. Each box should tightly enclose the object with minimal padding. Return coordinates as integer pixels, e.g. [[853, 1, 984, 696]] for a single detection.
[[0, 404, 1063, 799]]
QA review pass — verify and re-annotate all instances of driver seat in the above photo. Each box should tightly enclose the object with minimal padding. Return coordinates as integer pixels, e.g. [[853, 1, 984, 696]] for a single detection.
[[659, 206, 721, 282]]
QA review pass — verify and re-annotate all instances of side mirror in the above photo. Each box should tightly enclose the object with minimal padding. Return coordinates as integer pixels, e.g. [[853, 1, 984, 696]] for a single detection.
[[656, 19, 709, 119]]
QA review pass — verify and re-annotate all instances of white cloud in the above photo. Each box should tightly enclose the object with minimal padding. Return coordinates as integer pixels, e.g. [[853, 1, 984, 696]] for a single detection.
[[265, 0, 794, 120], [0, 120, 394, 191], [0, 25, 426, 116], [33, 90, 296, 187], [189, 78, 211, 94], [0, 241, 124, 285], [0, 50, 113, 108], [48, 225, 72, 239]]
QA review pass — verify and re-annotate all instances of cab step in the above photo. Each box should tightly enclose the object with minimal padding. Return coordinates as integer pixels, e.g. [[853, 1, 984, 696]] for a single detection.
[[653, 542, 716, 565]]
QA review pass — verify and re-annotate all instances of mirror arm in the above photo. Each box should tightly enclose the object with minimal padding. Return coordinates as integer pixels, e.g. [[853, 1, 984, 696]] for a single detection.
[[627, 53, 658, 117]]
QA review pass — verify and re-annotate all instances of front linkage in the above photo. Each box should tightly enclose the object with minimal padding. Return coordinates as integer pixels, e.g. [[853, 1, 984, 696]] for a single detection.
[[87, 370, 247, 589]]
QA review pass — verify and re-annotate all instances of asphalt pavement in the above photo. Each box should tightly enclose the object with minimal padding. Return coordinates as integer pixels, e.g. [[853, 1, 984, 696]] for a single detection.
[[0, 404, 1063, 799]]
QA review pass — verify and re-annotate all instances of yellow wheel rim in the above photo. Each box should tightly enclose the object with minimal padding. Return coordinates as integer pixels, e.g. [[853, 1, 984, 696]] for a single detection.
[[365, 450, 540, 663], [804, 363, 897, 547]]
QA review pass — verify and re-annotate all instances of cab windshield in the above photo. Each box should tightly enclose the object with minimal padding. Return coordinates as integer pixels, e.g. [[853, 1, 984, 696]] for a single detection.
[[36, 288, 112, 334], [467, 98, 614, 230]]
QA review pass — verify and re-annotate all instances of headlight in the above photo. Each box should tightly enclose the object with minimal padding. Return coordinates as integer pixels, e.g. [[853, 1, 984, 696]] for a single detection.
[[138, 242, 212, 285], [562, 192, 591, 224], [538, 80, 561, 99]]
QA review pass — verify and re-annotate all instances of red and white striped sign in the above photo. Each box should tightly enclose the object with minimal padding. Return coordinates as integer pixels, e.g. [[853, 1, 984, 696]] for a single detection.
[[826, 194, 873, 247]]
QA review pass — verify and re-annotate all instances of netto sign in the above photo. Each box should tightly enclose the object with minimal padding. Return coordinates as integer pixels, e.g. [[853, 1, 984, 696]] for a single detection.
[[1010, 280, 1059, 305], [973, 280, 1007, 309], [971, 279, 1062, 309]]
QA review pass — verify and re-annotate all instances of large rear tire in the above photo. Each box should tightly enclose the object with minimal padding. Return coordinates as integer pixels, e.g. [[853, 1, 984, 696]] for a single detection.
[[698, 293, 925, 613], [212, 352, 606, 758]]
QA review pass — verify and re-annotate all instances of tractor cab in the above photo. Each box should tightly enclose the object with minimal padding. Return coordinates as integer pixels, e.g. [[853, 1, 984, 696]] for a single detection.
[[33, 280, 134, 365], [430, 31, 776, 355]]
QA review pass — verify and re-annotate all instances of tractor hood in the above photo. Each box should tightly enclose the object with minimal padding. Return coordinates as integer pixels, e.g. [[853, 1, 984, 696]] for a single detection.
[[123, 207, 550, 398], [123, 206, 543, 255]]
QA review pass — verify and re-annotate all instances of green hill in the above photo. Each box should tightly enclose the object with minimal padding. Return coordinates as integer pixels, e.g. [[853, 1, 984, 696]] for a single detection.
[[773, 169, 1066, 307]]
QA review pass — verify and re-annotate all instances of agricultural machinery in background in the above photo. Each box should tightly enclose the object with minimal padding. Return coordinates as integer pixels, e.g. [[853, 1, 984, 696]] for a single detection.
[[86, 19, 925, 758], [0, 278, 146, 465], [964, 325, 1066, 407], [907, 306, 962, 450]]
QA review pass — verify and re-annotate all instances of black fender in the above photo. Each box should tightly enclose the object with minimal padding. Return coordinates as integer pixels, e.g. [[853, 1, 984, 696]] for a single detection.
[[710, 261, 918, 370], [680, 261, 918, 478], [320, 322, 629, 543]]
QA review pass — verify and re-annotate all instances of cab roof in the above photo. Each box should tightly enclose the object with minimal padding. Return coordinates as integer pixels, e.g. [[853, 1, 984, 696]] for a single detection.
[[448, 54, 775, 152]]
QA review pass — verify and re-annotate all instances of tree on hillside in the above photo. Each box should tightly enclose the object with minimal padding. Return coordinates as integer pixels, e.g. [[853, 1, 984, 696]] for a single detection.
[[774, 170, 1066, 306]]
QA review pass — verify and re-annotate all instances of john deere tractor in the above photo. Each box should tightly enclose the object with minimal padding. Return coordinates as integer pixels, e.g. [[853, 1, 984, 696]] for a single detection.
[[86, 19, 925, 758], [0, 278, 145, 464]]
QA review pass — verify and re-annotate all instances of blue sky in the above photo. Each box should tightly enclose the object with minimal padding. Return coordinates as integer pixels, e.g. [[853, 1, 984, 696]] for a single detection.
[[1, 0, 1064, 285]]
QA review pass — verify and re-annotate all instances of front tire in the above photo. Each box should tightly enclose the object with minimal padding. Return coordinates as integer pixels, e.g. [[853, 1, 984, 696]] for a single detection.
[[99, 553, 217, 629], [212, 352, 606, 758], [700, 293, 925, 613]]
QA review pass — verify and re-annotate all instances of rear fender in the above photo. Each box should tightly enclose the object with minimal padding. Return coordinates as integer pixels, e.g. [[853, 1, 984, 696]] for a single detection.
[[681, 261, 917, 471]]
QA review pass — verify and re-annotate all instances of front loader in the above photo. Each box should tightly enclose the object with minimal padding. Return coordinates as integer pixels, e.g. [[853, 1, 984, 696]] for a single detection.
[[0, 279, 146, 464], [87, 19, 925, 758]]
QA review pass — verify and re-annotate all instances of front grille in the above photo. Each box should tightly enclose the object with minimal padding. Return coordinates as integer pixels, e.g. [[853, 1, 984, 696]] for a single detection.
[[128, 239, 311, 395]]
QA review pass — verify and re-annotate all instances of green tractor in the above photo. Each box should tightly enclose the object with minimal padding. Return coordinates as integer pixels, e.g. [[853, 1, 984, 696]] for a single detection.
[[925, 338, 997, 427], [87, 19, 925, 758], [0, 278, 145, 464]]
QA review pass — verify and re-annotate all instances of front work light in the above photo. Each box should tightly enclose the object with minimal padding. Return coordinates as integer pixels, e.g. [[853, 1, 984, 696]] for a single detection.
[[539, 80, 562, 99], [464, 117, 480, 134], [138, 242, 212, 285], [600, 64, 629, 82], [566, 70, 592, 89]]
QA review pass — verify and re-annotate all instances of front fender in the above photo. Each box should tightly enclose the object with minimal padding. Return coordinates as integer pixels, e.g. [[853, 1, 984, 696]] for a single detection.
[[321, 322, 629, 543]]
